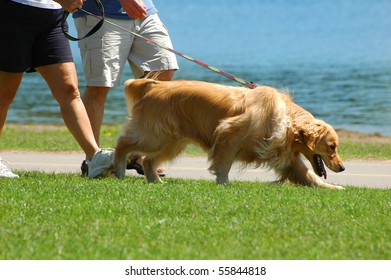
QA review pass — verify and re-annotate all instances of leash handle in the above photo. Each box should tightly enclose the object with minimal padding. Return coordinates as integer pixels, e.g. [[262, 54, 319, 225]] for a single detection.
[[61, 0, 104, 41]]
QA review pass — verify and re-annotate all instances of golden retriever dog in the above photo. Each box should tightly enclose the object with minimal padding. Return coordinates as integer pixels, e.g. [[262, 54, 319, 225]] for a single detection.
[[113, 78, 345, 189]]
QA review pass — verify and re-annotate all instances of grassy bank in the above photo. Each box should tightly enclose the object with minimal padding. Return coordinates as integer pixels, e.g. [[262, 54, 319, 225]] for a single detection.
[[0, 125, 120, 152], [1, 124, 391, 159], [1, 172, 390, 259], [1, 125, 390, 260]]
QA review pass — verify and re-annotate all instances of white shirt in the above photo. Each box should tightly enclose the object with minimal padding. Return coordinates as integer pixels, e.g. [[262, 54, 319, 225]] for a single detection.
[[11, 0, 62, 9]]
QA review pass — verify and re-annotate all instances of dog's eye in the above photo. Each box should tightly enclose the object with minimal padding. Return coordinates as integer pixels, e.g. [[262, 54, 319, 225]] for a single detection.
[[329, 145, 336, 151]]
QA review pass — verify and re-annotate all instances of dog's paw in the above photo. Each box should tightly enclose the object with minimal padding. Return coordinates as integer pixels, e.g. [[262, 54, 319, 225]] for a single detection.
[[113, 170, 126, 179], [216, 179, 230, 185], [334, 185, 345, 190], [146, 176, 163, 183]]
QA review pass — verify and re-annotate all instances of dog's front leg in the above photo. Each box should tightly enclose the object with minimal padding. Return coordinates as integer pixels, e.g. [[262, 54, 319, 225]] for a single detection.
[[208, 147, 236, 185], [215, 172, 230, 185], [305, 170, 345, 190], [208, 159, 233, 185], [287, 157, 345, 190]]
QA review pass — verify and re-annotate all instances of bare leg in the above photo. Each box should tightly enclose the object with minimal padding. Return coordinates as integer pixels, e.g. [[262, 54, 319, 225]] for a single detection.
[[81, 86, 110, 145], [37, 62, 99, 160], [147, 69, 175, 81], [0, 71, 23, 136]]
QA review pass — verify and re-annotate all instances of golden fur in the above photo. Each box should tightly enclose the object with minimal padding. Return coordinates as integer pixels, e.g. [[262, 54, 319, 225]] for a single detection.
[[114, 79, 345, 189]]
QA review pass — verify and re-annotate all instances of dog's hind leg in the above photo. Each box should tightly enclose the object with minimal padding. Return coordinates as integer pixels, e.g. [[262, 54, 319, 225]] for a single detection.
[[113, 135, 139, 179]]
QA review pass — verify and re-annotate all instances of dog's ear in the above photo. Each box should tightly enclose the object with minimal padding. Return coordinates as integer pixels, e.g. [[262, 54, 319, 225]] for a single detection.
[[294, 121, 325, 150], [297, 129, 316, 150]]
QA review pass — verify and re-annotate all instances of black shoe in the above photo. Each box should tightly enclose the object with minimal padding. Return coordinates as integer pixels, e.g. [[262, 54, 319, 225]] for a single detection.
[[126, 154, 165, 177], [81, 160, 88, 177]]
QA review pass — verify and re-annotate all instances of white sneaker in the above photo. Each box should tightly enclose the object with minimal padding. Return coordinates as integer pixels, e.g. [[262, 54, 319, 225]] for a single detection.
[[0, 158, 19, 178], [88, 149, 114, 178]]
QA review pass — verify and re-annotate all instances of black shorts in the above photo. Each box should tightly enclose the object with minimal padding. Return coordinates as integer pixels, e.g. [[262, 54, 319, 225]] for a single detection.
[[0, 1, 73, 73]]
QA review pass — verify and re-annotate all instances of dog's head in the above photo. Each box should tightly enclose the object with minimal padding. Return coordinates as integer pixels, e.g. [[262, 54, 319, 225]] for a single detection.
[[294, 120, 345, 179]]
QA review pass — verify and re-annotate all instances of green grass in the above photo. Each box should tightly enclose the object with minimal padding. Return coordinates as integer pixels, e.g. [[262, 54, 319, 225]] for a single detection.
[[339, 141, 391, 159], [1, 125, 390, 260], [1, 172, 390, 260], [0, 125, 120, 151], [2, 125, 391, 159]]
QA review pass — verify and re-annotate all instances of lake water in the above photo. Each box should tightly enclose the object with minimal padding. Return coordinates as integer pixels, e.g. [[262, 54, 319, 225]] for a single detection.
[[7, 0, 391, 135]]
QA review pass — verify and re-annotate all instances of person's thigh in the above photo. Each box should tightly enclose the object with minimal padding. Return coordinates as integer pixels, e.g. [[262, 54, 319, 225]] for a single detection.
[[75, 17, 134, 87], [128, 14, 179, 78], [0, 1, 73, 73], [36, 62, 79, 102]]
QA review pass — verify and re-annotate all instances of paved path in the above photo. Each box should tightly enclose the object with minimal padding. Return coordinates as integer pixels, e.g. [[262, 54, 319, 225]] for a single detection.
[[2, 151, 391, 189]]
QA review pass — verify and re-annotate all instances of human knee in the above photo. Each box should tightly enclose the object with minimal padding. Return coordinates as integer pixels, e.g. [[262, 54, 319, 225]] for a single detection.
[[83, 86, 109, 103], [147, 70, 175, 81], [55, 83, 81, 105], [159, 70, 175, 81]]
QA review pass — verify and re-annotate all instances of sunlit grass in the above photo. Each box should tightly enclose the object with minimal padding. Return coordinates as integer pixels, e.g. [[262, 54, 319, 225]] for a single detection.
[[1, 172, 390, 260], [1, 125, 391, 159]]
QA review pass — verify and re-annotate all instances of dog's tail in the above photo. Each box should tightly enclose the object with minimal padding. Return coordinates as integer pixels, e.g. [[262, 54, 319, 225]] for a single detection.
[[124, 78, 158, 112]]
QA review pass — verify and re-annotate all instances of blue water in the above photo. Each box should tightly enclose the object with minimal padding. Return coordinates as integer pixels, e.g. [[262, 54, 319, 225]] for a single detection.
[[8, 0, 391, 135]]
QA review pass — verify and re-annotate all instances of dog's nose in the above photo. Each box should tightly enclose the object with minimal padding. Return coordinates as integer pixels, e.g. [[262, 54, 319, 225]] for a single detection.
[[339, 165, 345, 172]]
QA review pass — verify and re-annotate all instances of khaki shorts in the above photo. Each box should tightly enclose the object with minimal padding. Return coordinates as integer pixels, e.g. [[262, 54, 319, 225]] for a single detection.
[[74, 14, 179, 87]]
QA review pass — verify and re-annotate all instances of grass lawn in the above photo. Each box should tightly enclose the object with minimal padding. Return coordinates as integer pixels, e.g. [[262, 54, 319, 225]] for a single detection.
[[1, 124, 391, 159], [0, 125, 390, 260], [1, 172, 390, 260]]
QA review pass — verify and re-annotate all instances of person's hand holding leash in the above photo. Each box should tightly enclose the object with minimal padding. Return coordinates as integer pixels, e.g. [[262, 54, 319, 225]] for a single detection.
[[119, 0, 147, 19], [55, 0, 84, 13]]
